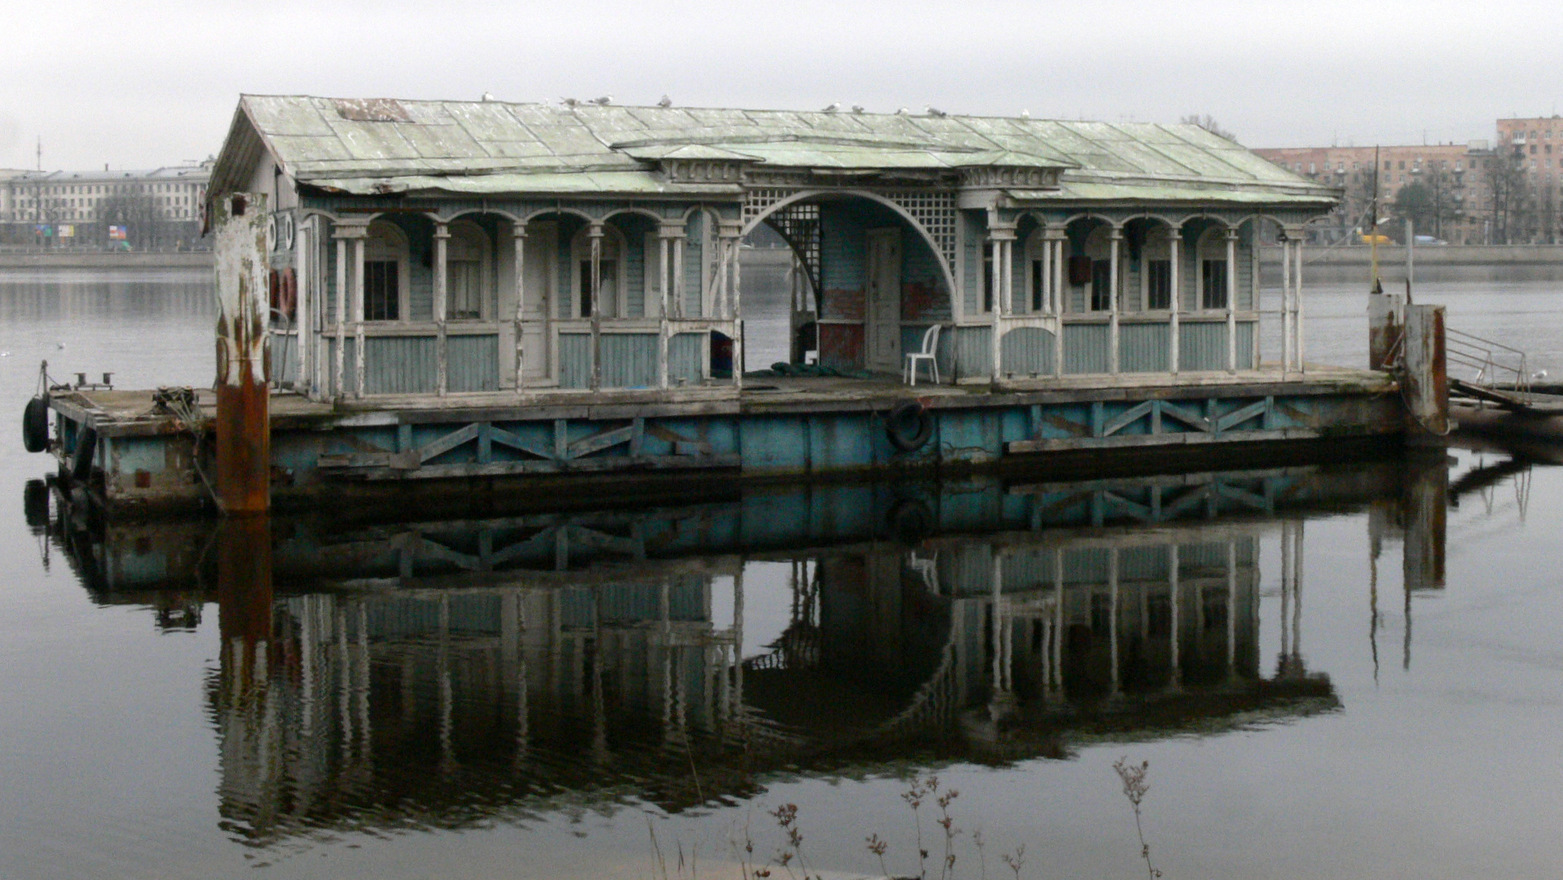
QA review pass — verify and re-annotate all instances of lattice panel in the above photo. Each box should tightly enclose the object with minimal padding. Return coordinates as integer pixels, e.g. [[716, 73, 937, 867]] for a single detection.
[[762, 202, 821, 298], [881, 189, 958, 271]]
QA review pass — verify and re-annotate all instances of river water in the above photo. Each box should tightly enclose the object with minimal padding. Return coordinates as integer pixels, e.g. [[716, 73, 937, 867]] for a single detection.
[[3, 265, 1563, 880]]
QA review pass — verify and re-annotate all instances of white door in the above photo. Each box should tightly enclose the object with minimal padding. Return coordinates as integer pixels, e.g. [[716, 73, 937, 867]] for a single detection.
[[521, 222, 557, 384], [866, 228, 902, 373]]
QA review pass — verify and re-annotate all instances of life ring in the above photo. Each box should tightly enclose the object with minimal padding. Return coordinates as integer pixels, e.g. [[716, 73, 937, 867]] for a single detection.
[[70, 425, 97, 482], [22, 394, 49, 453], [886, 400, 934, 452]]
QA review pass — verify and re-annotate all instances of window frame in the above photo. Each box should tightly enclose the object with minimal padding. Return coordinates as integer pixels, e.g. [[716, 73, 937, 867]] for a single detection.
[[363, 221, 411, 322]]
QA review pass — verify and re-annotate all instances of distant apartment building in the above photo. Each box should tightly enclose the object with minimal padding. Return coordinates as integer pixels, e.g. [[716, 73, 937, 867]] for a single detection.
[[1251, 143, 1493, 244], [0, 161, 212, 250]]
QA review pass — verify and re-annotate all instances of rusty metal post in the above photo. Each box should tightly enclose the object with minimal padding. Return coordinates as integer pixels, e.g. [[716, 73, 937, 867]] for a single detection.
[[213, 192, 272, 515], [1368, 288, 1402, 371], [1401, 303, 1448, 440]]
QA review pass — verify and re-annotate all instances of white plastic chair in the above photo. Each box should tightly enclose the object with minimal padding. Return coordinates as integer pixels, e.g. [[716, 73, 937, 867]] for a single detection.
[[904, 324, 941, 385]]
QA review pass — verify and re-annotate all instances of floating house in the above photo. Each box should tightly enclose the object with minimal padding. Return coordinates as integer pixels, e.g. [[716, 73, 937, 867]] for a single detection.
[[38, 95, 1408, 514]]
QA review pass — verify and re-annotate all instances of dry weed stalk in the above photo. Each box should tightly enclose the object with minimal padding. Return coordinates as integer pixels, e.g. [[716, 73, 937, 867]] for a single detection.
[[1113, 757, 1163, 879]]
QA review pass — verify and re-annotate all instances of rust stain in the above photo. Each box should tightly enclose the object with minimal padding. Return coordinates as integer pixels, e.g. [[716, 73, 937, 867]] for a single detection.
[[822, 287, 866, 321], [900, 279, 944, 321], [819, 324, 864, 369]]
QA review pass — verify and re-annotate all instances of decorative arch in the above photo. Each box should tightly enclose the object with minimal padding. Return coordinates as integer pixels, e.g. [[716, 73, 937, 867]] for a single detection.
[[740, 189, 958, 296]]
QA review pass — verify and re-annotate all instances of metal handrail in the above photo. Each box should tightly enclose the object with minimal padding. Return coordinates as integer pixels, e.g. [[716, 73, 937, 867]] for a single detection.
[[1445, 326, 1529, 395]]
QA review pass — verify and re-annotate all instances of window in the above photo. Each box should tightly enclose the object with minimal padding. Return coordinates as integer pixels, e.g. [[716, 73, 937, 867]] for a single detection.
[[363, 221, 409, 321], [445, 221, 490, 320], [1147, 260, 1172, 309], [364, 261, 400, 320], [571, 226, 624, 318], [982, 241, 994, 313], [1201, 259, 1228, 309], [1090, 260, 1111, 311]]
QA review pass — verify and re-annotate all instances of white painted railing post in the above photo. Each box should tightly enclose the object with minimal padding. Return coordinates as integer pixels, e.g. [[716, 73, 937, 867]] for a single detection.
[[1050, 229, 1065, 377]]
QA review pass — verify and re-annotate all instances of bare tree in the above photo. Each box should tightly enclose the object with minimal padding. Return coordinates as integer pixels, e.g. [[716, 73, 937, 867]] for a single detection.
[[1180, 114, 1238, 143], [1485, 149, 1534, 244]]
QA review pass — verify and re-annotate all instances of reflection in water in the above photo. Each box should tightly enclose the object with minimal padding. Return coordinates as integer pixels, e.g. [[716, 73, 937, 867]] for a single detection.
[[35, 453, 1502, 846]]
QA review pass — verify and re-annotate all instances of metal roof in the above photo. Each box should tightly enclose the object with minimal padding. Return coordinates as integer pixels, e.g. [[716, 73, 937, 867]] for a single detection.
[[213, 95, 1336, 205]]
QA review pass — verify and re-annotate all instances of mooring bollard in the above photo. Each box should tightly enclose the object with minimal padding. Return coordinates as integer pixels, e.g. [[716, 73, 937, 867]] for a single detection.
[[1401, 303, 1448, 440], [212, 192, 271, 515]]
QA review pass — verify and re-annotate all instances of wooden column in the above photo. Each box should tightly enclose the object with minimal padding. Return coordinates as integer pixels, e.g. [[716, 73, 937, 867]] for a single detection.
[[294, 217, 310, 392], [433, 220, 450, 396], [353, 232, 366, 398], [1050, 230, 1065, 377], [1281, 234, 1293, 374], [511, 221, 528, 392], [657, 223, 681, 389], [1225, 227, 1238, 373], [1294, 234, 1307, 373], [589, 223, 603, 391], [1168, 230, 1181, 374], [719, 221, 743, 388], [989, 226, 1016, 383], [330, 224, 356, 398], [1108, 226, 1122, 375]]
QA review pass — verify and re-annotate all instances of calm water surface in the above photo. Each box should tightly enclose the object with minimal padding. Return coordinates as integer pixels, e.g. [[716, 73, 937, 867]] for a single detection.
[[3, 265, 1563, 880]]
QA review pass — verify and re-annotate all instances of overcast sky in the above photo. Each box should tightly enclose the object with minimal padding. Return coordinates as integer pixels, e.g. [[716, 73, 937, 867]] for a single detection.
[[4, 0, 1559, 171]]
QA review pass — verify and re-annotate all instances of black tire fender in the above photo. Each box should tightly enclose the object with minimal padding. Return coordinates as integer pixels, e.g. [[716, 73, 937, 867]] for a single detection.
[[22, 395, 49, 453], [886, 400, 934, 453]]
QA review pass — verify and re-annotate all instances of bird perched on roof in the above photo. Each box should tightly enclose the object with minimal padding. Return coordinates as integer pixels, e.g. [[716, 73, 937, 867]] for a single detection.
[[895, 107, 910, 115], [481, 92, 496, 102], [822, 102, 840, 113], [657, 95, 673, 108], [561, 97, 580, 107], [926, 106, 947, 117], [852, 105, 865, 114], [1020, 109, 1030, 118], [590, 95, 612, 106]]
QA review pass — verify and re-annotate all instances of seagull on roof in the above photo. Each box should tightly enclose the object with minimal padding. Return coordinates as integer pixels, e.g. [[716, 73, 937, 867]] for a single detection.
[[590, 95, 612, 106], [657, 95, 673, 108], [561, 97, 580, 107], [1020, 109, 1030, 118], [481, 92, 496, 102], [926, 106, 947, 117], [822, 102, 840, 113], [852, 105, 865, 114], [896, 107, 910, 115]]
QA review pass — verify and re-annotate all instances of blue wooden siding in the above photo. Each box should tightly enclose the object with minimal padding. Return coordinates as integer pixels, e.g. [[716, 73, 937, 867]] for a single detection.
[[682, 212, 706, 317], [820, 204, 868, 293], [962, 211, 984, 315], [1179, 322, 1224, 371], [448, 334, 499, 392], [954, 325, 990, 377], [1064, 323, 1110, 374], [365, 337, 439, 394], [560, 332, 704, 388], [1119, 323, 1170, 373], [1001, 327, 1054, 376]]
